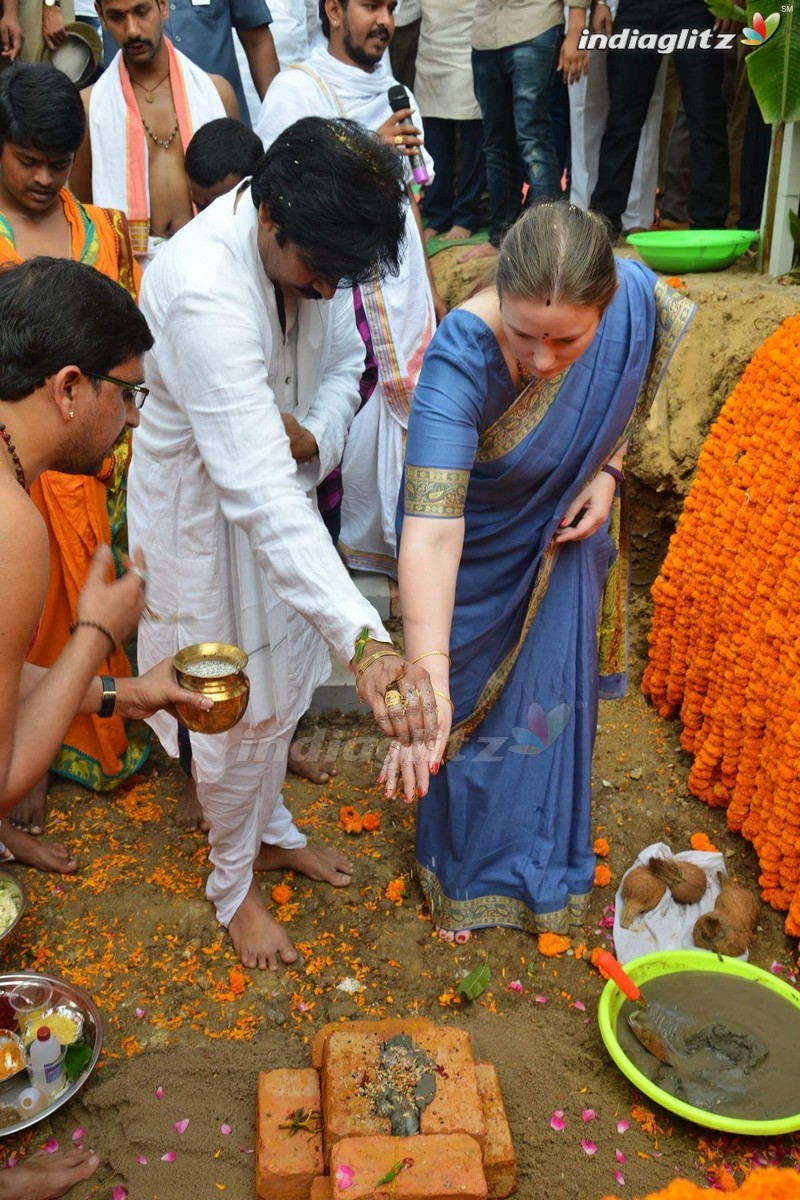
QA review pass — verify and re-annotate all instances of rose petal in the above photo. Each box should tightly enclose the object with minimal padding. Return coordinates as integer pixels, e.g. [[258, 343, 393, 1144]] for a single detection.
[[161, 1151, 176, 1163], [72, 1128, 85, 1143], [239, 1147, 254, 1155], [770, 961, 784, 974], [613, 1170, 625, 1185], [582, 1108, 595, 1123], [550, 1110, 565, 1132], [155, 1086, 164, 1100], [135, 1007, 146, 1019], [297, 1001, 311, 1012], [113, 1188, 128, 1200], [651, 1151, 662, 1159], [174, 1119, 190, 1134], [42, 1139, 59, 1154], [573, 1000, 586, 1012], [136, 1156, 148, 1166], [616, 1150, 627, 1164], [535, 995, 548, 1004], [220, 1123, 232, 1136], [616, 1119, 629, 1134], [336, 1164, 355, 1191], [581, 1139, 598, 1155], [508, 980, 524, 993]]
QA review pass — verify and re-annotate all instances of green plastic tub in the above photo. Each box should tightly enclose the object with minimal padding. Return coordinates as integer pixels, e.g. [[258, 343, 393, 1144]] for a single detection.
[[626, 229, 759, 273], [598, 949, 800, 1135]]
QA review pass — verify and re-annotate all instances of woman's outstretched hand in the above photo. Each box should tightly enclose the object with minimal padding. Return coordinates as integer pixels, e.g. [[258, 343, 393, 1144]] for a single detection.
[[554, 470, 617, 543], [380, 697, 452, 804], [354, 643, 439, 794]]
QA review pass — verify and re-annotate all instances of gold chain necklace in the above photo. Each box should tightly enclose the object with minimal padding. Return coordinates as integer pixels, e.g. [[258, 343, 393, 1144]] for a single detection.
[[141, 114, 179, 151], [130, 69, 170, 103]]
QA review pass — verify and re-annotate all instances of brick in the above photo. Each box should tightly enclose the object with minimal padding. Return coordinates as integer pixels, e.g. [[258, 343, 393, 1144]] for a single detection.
[[312, 1018, 437, 1070], [257, 1068, 324, 1200], [330, 1134, 487, 1200], [415, 1027, 487, 1151], [310, 1179, 330, 1200], [322, 1031, 388, 1167], [475, 1063, 517, 1199]]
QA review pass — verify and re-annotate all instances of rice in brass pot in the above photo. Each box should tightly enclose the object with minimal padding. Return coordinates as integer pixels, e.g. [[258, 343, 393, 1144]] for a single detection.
[[173, 643, 250, 733]]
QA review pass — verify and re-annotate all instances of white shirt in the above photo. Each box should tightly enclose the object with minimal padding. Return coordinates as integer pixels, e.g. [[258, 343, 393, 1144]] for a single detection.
[[128, 185, 390, 779]]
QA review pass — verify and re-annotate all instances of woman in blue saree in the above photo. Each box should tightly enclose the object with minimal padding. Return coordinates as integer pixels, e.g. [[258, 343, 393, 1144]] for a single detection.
[[384, 203, 694, 940]]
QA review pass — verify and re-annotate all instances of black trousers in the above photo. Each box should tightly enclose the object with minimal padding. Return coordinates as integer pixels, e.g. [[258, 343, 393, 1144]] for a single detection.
[[591, 0, 729, 231]]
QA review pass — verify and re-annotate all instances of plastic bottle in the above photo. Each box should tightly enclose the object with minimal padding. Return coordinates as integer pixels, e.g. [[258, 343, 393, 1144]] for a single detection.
[[28, 1027, 65, 1098], [18, 1086, 46, 1115]]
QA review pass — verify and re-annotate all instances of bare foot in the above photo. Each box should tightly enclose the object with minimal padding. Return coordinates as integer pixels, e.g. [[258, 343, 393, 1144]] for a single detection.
[[0, 823, 78, 874], [287, 738, 338, 785], [7, 774, 51, 835], [423, 226, 440, 243], [457, 243, 498, 264], [440, 224, 473, 242], [0, 1147, 99, 1200], [253, 842, 353, 886], [436, 926, 472, 944], [228, 878, 298, 969], [175, 775, 209, 832]]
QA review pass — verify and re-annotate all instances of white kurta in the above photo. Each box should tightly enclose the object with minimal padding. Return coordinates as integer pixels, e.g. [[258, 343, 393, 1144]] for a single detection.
[[415, 0, 480, 121], [128, 186, 390, 788], [255, 46, 436, 577]]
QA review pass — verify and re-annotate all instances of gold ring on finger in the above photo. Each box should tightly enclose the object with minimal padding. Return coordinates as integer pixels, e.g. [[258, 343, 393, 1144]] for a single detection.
[[394, 135, 404, 146], [384, 688, 405, 709]]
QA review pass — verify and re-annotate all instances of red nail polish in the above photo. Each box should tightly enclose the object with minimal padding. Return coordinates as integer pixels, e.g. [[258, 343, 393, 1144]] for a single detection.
[[377, 775, 385, 784], [431, 762, 439, 775], [559, 517, 568, 528]]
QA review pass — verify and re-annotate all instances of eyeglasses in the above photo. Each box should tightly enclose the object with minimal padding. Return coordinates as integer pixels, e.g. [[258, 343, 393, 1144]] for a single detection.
[[86, 371, 149, 410]]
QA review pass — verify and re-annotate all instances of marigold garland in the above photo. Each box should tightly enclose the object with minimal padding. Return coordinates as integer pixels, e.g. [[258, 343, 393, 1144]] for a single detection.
[[689, 833, 718, 853], [642, 313, 800, 939], [600, 1167, 800, 1199]]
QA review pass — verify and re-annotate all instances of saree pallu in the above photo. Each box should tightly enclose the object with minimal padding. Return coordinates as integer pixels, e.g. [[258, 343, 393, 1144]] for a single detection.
[[0, 192, 149, 790], [400, 257, 694, 933]]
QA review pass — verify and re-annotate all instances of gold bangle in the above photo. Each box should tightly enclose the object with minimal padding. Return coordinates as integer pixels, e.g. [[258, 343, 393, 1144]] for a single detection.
[[354, 649, 400, 689], [433, 690, 454, 712], [410, 650, 451, 665]]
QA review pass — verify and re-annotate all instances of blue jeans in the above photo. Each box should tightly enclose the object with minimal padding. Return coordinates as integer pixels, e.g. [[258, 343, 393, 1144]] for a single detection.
[[472, 25, 562, 245], [422, 118, 485, 233]]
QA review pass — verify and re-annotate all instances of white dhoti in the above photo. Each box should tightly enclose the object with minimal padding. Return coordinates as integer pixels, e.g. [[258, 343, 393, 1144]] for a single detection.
[[199, 715, 307, 926]]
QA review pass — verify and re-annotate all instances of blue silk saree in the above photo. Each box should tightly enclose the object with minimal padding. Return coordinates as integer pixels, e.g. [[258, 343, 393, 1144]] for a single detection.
[[399, 258, 694, 933]]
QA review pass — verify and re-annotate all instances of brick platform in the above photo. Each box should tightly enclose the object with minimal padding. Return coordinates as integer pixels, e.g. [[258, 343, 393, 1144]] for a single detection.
[[256, 1021, 517, 1200]]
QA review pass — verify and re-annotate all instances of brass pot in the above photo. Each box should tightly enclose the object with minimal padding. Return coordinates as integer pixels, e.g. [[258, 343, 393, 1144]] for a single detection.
[[173, 642, 250, 734]]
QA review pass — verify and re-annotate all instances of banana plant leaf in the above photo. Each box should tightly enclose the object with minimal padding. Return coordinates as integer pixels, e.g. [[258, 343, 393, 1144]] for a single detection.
[[704, 0, 747, 19], [744, 2, 799, 123]]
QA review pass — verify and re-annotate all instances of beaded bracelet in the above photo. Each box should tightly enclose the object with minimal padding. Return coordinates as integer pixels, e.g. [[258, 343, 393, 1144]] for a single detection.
[[70, 619, 119, 652], [434, 690, 454, 712], [411, 650, 451, 665]]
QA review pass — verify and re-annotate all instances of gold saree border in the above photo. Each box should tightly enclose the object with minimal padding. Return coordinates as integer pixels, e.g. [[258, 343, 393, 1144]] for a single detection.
[[446, 542, 559, 760], [476, 369, 569, 463], [417, 863, 591, 933], [404, 465, 470, 518]]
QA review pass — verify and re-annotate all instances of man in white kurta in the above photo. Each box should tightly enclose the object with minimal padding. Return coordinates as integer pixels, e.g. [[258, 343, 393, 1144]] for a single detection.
[[256, 0, 440, 578], [127, 120, 434, 969]]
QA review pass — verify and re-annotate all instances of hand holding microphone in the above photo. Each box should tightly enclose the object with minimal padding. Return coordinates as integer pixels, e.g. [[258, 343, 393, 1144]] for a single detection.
[[385, 83, 429, 184]]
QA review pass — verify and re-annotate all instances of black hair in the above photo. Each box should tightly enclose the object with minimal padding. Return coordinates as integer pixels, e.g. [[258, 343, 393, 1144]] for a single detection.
[[252, 116, 405, 287], [319, 0, 348, 40], [185, 118, 264, 188], [0, 62, 86, 155], [0, 258, 154, 400]]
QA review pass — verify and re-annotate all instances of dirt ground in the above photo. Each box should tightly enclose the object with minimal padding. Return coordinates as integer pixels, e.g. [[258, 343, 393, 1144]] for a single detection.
[[2, 254, 800, 1198]]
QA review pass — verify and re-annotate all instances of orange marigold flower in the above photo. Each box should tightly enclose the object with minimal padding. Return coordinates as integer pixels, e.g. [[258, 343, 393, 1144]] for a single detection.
[[271, 883, 292, 906], [689, 832, 718, 852], [537, 932, 571, 957], [593, 837, 610, 857], [338, 805, 363, 834], [229, 967, 246, 996], [590, 946, 610, 978], [385, 877, 406, 904], [361, 812, 381, 832], [665, 276, 685, 287], [594, 864, 612, 887]]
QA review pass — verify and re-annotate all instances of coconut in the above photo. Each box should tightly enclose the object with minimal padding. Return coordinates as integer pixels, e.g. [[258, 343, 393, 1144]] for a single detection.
[[714, 878, 759, 934], [692, 912, 750, 957], [648, 856, 708, 904], [619, 865, 667, 928]]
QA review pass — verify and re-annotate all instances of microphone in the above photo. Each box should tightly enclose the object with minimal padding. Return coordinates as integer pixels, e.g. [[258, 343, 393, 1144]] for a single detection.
[[387, 83, 429, 184]]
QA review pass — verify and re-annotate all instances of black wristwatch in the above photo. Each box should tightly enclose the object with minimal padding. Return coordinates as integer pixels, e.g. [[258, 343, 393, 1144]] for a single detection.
[[98, 676, 117, 719]]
